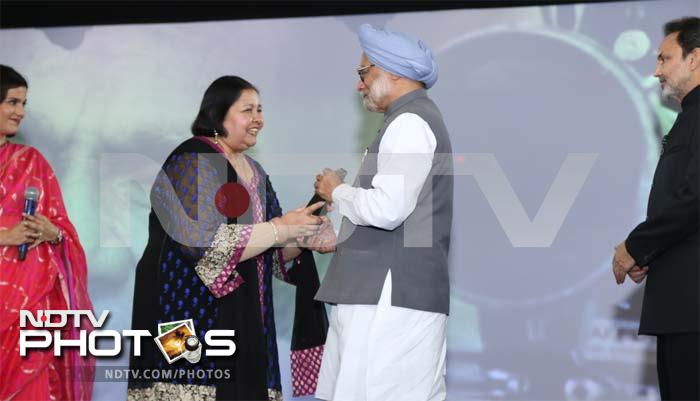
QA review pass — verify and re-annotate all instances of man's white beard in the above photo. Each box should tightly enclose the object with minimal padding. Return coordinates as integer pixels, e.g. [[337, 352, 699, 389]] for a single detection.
[[362, 73, 391, 112]]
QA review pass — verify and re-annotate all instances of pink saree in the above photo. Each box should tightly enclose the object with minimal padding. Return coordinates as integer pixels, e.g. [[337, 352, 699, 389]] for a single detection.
[[0, 143, 94, 401]]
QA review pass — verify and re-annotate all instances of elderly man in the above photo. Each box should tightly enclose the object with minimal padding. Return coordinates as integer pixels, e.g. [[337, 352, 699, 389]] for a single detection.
[[312, 24, 453, 401], [612, 17, 699, 401]]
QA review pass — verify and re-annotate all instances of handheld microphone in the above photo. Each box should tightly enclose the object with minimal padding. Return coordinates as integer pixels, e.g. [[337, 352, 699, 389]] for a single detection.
[[308, 169, 347, 216], [18, 187, 39, 261]]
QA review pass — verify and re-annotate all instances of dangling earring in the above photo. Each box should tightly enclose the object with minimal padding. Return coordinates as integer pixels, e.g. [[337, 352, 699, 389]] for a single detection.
[[213, 130, 220, 144]]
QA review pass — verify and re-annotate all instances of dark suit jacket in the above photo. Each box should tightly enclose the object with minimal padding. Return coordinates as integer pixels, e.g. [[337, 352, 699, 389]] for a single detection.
[[627, 85, 699, 335]]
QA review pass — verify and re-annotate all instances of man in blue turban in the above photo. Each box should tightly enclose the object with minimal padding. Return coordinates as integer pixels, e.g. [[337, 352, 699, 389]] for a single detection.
[[312, 24, 453, 401], [357, 23, 438, 90]]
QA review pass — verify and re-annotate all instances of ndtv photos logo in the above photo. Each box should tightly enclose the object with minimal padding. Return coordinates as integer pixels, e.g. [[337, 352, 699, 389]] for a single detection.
[[19, 310, 235, 363]]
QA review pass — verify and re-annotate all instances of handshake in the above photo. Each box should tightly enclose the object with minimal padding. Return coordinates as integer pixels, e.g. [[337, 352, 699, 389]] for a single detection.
[[270, 168, 346, 254]]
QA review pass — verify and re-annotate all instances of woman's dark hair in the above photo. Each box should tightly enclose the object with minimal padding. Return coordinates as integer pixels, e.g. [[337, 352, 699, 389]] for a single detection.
[[0, 65, 28, 102], [191, 76, 258, 137]]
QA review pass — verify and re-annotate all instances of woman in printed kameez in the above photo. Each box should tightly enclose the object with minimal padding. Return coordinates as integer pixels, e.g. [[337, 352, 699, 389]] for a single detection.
[[0, 65, 95, 400], [127, 76, 329, 401]]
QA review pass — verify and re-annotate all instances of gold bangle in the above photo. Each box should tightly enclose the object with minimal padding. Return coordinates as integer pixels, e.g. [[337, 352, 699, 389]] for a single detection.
[[268, 221, 279, 245]]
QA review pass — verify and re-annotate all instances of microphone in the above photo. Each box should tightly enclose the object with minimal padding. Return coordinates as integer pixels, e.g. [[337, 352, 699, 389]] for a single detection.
[[18, 187, 40, 261], [308, 169, 346, 216]]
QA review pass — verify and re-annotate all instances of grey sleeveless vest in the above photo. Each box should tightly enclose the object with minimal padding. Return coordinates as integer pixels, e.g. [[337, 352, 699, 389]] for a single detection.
[[315, 89, 453, 314]]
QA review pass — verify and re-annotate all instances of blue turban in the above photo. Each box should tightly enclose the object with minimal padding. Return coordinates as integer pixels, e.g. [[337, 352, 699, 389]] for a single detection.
[[358, 23, 438, 89]]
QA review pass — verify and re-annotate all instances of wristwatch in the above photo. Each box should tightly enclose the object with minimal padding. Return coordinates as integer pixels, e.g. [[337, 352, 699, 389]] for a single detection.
[[50, 228, 63, 245]]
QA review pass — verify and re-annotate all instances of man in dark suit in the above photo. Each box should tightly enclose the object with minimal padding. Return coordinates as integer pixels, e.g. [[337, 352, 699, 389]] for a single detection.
[[612, 16, 699, 401]]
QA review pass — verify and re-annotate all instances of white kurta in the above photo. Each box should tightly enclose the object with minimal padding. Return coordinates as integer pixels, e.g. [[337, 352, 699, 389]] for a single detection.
[[316, 113, 447, 401], [315, 271, 447, 401], [332, 113, 436, 230]]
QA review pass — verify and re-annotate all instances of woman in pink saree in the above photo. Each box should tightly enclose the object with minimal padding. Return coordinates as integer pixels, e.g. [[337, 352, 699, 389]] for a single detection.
[[0, 65, 94, 400]]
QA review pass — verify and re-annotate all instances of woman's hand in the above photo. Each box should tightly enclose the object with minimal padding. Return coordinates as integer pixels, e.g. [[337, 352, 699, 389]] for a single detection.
[[0, 221, 39, 246], [22, 213, 60, 248], [272, 202, 325, 243], [300, 216, 337, 253]]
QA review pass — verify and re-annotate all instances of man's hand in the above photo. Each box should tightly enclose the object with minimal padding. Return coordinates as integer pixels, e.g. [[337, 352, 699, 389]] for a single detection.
[[315, 168, 343, 202], [627, 266, 649, 284], [612, 241, 637, 284]]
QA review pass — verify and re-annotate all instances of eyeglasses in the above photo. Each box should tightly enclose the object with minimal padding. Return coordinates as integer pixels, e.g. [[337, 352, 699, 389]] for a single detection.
[[356, 64, 375, 83]]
